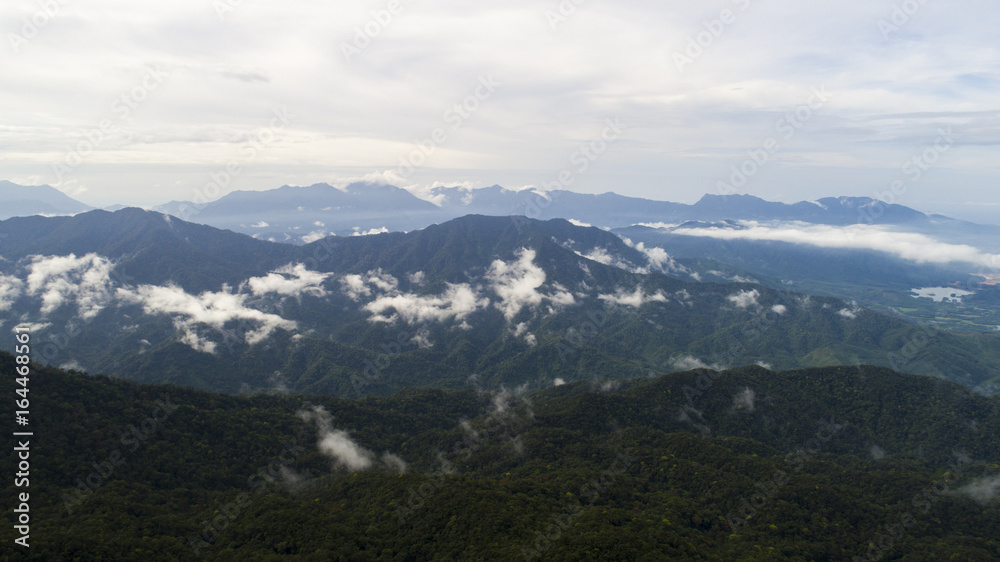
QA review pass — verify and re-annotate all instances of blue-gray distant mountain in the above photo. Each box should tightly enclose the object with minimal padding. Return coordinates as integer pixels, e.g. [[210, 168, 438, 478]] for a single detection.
[[0, 180, 93, 219], [151, 182, 982, 244]]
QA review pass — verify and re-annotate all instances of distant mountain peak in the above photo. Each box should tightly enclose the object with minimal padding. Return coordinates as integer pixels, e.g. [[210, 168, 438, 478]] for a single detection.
[[0, 180, 94, 219]]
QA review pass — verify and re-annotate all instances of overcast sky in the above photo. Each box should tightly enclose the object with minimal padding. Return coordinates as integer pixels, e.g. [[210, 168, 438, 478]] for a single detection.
[[2, 0, 998, 222]]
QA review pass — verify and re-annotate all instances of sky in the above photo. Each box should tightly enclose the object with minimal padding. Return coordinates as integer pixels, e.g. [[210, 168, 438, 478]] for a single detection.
[[1, 0, 998, 223]]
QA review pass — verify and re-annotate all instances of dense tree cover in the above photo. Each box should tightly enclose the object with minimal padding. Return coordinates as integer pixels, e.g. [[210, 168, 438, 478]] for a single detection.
[[2, 352, 999, 560]]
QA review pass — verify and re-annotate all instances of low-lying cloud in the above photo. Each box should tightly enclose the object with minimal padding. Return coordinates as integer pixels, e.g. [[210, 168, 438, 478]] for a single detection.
[[957, 474, 1000, 505], [117, 283, 297, 352], [669, 221, 1000, 267], [246, 263, 332, 298], [25, 254, 115, 319], [727, 289, 760, 309], [598, 287, 668, 308], [364, 283, 488, 324], [0, 274, 24, 311], [486, 249, 547, 320], [297, 406, 374, 472], [621, 237, 688, 275], [670, 355, 725, 371], [340, 269, 399, 301], [733, 387, 756, 412], [346, 249, 576, 324]]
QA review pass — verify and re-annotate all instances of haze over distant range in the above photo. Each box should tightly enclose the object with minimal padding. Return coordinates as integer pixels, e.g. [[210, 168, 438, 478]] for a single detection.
[[1, 1, 998, 223]]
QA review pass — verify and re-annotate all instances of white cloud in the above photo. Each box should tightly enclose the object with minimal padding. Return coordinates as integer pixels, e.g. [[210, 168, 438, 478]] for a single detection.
[[599, 380, 620, 393], [547, 282, 576, 309], [670, 355, 725, 371], [727, 289, 760, 309], [352, 227, 389, 236], [251, 221, 269, 228], [296, 406, 374, 472], [620, 237, 687, 275], [25, 254, 115, 319], [674, 289, 694, 307], [576, 247, 639, 272], [637, 222, 680, 230], [116, 283, 296, 352], [301, 230, 328, 244], [340, 275, 371, 301], [339, 269, 399, 301], [4, 1, 999, 217], [771, 304, 788, 315], [381, 452, 408, 474], [178, 326, 217, 354], [553, 378, 566, 387], [364, 283, 488, 324], [410, 329, 433, 349], [59, 360, 86, 372], [342, 270, 484, 325], [957, 474, 1000, 505], [568, 219, 592, 227], [512, 321, 538, 346], [246, 263, 332, 298], [0, 274, 24, 311], [733, 387, 755, 412], [11, 322, 51, 333], [598, 286, 668, 308], [486, 249, 546, 320], [837, 302, 862, 319], [671, 222, 1000, 267]]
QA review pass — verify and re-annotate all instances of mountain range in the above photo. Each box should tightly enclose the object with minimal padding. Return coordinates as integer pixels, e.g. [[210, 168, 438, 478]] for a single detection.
[[7, 179, 995, 245], [8, 180, 1000, 333], [1, 208, 999, 398], [0, 180, 94, 219], [152, 182, 996, 246]]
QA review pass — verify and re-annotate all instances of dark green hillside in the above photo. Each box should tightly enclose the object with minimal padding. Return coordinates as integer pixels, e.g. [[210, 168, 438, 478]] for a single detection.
[[3, 210, 1000, 397], [0, 208, 296, 292], [2, 352, 999, 560]]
